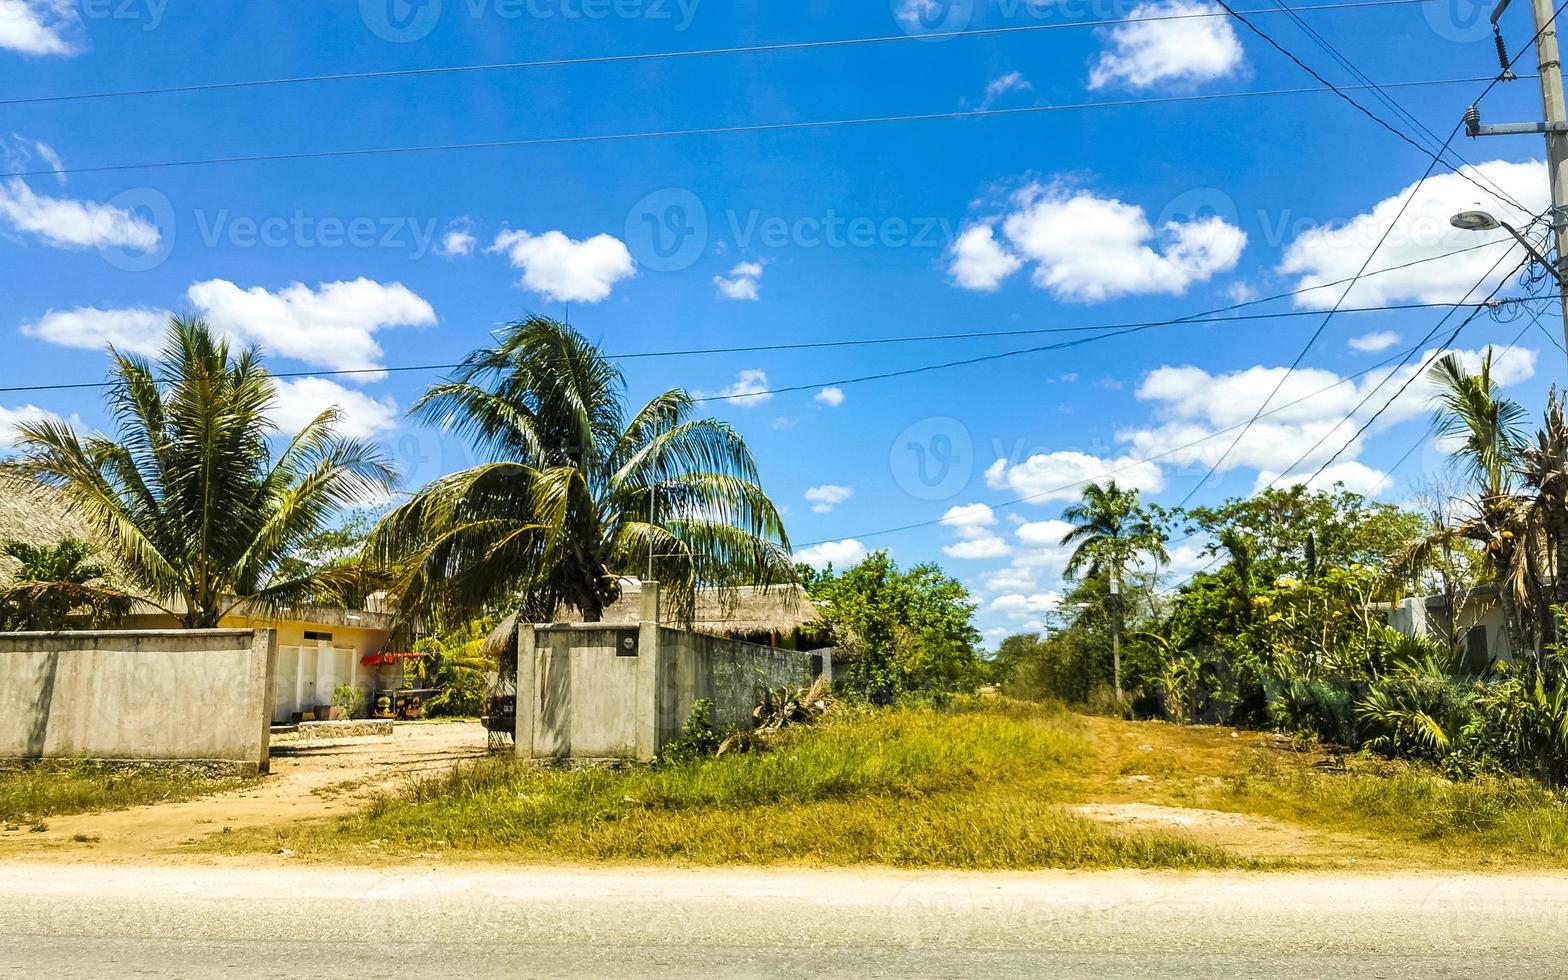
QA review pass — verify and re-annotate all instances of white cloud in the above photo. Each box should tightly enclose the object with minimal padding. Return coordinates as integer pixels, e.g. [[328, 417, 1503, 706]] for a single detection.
[[0, 178, 161, 252], [1012, 519, 1080, 571], [714, 261, 764, 301], [439, 230, 476, 257], [28, 280, 438, 377], [940, 503, 997, 528], [985, 451, 1166, 503], [0, 403, 65, 447], [1279, 160, 1548, 309], [186, 278, 437, 377], [706, 369, 772, 408], [945, 536, 1012, 560], [1120, 344, 1537, 483], [1257, 460, 1392, 497], [1088, 0, 1245, 90], [0, 1, 79, 56], [271, 378, 399, 440], [805, 484, 854, 513], [983, 566, 1041, 593], [981, 70, 1032, 107], [947, 224, 1023, 291], [814, 386, 845, 408], [490, 228, 635, 303], [1349, 330, 1401, 353], [794, 538, 868, 570], [953, 181, 1245, 302], [21, 306, 169, 355], [990, 591, 1064, 619]]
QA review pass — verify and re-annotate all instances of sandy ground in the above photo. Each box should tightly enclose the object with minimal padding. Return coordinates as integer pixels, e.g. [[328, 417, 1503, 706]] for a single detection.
[[1068, 802, 1385, 861], [0, 721, 489, 863], [2, 863, 1565, 978]]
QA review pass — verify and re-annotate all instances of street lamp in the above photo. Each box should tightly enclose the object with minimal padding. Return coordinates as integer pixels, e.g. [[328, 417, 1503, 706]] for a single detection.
[[1450, 209, 1566, 286]]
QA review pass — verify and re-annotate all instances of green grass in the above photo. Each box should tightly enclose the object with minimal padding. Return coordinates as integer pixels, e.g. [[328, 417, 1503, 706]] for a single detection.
[[218, 700, 1258, 870], [0, 761, 253, 824], [1223, 749, 1568, 863]]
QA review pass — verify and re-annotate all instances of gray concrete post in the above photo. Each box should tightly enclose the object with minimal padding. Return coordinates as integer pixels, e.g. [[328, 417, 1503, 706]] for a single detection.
[[634, 582, 663, 759], [513, 621, 538, 758]]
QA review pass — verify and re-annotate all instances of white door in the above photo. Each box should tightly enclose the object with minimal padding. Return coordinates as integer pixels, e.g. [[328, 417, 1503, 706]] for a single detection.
[[273, 646, 301, 723]]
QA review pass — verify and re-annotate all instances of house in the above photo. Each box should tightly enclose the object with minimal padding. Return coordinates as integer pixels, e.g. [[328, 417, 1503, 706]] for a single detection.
[[575, 580, 826, 649], [1379, 585, 1515, 665], [0, 480, 403, 723]]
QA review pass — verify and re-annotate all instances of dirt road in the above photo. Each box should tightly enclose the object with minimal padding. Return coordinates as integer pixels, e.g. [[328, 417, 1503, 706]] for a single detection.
[[0, 722, 488, 862], [1, 863, 1563, 978]]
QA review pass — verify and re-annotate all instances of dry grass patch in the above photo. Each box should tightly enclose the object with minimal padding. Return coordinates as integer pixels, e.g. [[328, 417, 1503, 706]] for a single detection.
[[215, 700, 1260, 870], [0, 761, 254, 825]]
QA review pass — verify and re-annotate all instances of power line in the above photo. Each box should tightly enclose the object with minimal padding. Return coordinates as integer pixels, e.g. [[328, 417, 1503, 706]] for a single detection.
[[0, 292, 1521, 398], [1213, 0, 1545, 217], [0, 74, 1519, 181], [788, 331, 1474, 550], [0, 0, 1439, 108]]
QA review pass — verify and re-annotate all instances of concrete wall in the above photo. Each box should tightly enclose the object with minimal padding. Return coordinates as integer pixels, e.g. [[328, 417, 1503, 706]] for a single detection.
[[1382, 595, 1515, 663], [0, 629, 276, 773], [514, 606, 824, 761]]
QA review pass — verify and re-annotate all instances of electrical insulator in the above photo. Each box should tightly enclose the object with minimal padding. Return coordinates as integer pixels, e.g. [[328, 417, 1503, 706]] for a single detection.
[[1494, 28, 1517, 81]]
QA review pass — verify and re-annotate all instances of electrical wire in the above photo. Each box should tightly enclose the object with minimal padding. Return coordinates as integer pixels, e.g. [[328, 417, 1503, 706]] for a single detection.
[[0, 75, 1521, 181], [0, 0, 1439, 108]]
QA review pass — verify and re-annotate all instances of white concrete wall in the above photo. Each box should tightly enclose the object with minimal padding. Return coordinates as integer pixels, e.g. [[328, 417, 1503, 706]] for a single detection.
[[0, 629, 275, 772]]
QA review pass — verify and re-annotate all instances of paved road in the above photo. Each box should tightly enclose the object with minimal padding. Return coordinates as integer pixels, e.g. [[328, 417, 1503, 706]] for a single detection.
[[2, 863, 1565, 978]]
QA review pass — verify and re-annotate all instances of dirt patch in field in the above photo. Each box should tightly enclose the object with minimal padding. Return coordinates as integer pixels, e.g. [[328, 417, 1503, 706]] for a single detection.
[[1068, 802, 1382, 861], [0, 722, 488, 864]]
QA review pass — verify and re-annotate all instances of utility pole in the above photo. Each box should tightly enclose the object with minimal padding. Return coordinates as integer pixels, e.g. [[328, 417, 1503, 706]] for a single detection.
[[1529, 0, 1568, 354], [1465, 0, 1568, 356], [1109, 569, 1123, 704]]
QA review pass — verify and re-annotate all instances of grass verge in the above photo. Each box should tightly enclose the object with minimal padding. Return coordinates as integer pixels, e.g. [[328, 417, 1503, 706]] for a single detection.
[[214, 700, 1261, 870], [0, 761, 253, 825]]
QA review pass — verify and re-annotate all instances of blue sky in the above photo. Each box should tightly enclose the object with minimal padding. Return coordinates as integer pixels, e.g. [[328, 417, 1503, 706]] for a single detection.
[[0, 0, 1559, 642]]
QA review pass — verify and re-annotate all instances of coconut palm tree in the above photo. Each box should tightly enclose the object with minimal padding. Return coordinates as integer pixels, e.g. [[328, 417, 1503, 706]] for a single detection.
[[3, 317, 396, 628], [372, 315, 793, 626], [1061, 480, 1168, 700], [1425, 350, 1532, 654], [0, 537, 134, 631]]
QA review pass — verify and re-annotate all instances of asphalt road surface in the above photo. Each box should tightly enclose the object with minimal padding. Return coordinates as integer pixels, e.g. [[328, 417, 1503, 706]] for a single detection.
[[3, 863, 1565, 978]]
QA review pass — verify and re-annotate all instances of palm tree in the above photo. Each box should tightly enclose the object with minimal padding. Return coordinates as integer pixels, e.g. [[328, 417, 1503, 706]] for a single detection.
[[1425, 350, 1531, 655], [3, 317, 396, 628], [1061, 480, 1168, 700], [372, 315, 793, 626], [0, 537, 134, 631]]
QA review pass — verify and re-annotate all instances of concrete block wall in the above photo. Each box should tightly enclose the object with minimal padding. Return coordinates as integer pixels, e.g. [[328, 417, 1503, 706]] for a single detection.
[[0, 629, 276, 773], [514, 590, 824, 761]]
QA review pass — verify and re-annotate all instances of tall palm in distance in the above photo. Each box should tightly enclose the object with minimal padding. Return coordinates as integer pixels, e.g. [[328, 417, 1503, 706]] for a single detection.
[[4, 318, 396, 628], [1061, 480, 1169, 701], [372, 315, 793, 626]]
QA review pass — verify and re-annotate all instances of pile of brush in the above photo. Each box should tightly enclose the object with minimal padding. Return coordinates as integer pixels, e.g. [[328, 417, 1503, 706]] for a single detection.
[[717, 678, 839, 755]]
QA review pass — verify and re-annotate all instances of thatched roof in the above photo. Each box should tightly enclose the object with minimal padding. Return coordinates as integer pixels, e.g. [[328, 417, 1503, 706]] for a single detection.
[[483, 582, 825, 659], [0, 478, 106, 583]]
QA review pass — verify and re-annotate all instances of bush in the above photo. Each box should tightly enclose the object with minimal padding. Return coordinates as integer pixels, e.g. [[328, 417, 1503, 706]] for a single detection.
[[332, 685, 365, 719]]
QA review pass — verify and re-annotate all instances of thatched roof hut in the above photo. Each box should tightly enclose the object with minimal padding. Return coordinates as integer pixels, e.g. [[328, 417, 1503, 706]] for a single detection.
[[0, 478, 105, 582]]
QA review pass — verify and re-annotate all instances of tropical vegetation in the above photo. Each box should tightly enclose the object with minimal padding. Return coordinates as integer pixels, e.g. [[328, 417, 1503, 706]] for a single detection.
[[2, 318, 396, 628]]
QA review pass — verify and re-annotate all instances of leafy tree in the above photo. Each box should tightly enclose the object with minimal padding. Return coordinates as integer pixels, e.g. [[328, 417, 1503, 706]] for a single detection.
[[3, 317, 395, 628], [374, 316, 794, 625], [801, 551, 981, 701], [1061, 480, 1168, 700], [0, 537, 134, 631]]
